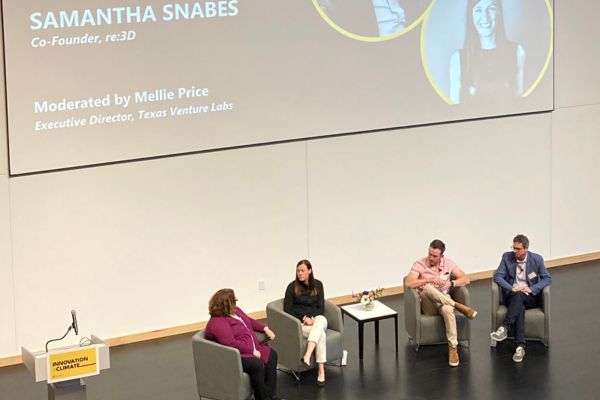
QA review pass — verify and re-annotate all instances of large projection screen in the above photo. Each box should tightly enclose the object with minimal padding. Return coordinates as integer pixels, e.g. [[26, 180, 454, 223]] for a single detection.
[[3, 0, 553, 174]]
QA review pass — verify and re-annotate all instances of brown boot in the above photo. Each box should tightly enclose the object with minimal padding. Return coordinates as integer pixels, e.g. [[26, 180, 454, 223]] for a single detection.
[[448, 345, 459, 367], [454, 302, 477, 319]]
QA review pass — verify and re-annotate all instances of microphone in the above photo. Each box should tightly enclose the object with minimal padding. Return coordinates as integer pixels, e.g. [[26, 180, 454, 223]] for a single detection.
[[45, 310, 79, 352], [71, 310, 79, 335]]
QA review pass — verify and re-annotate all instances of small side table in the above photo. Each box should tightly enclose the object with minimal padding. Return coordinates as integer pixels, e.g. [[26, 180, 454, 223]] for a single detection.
[[341, 300, 398, 361]]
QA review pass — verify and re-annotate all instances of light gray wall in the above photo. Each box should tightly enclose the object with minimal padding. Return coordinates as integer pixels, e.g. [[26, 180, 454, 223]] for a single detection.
[[551, 105, 600, 256], [551, 0, 600, 256], [8, 143, 308, 349], [554, 1, 600, 107], [0, 4, 6, 177], [1, 0, 600, 358], [0, 176, 15, 357], [307, 113, 553, 296], [0, 4, 16, 359]]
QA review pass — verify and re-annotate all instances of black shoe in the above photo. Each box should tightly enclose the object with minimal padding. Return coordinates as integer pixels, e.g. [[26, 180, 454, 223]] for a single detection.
[[316, 378, 325, 387], [301, 357, 310, 368]]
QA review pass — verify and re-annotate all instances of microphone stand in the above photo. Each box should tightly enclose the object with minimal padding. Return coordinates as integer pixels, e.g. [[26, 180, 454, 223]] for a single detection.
[[45, 325, 73, 353]]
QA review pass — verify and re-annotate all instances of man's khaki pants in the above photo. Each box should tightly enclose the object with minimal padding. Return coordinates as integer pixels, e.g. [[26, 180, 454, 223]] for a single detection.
[[419, 284, 458, 347]]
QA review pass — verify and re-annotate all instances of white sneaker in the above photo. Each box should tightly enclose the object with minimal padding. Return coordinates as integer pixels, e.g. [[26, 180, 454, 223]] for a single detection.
[[512, 346, 525, 363], [490, 326, 507, 342]]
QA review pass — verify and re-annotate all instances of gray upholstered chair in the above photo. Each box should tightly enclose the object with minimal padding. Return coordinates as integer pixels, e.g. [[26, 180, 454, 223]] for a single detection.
[[403, 277, 471, 351], [192, 329, 267, 400], [491, 281, 550, 347], [266, 299, 343, 380]]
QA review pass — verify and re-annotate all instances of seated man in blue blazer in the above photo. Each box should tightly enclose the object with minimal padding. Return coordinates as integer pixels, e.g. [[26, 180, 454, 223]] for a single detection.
[[491, 234, 551, 362]]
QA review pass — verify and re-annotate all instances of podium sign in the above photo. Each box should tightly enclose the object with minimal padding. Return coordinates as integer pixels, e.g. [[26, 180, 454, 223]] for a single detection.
[[23, 335, 109, 382], [22, 335, 109, 400], [47, 345, 100, 383]]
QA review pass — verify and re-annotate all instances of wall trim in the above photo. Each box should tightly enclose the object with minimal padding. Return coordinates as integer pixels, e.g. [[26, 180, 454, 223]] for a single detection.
[[2, 251, 598, 368], [0, 355, 21, 368]]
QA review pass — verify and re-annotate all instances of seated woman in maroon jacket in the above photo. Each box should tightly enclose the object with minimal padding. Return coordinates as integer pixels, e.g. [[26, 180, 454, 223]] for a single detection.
[[205, 288, 279, 400]]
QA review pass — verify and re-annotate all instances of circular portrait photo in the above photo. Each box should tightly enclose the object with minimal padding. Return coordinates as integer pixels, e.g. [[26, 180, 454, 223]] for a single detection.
[[422, 0, 553, 104], [314, 0, 432, 41]]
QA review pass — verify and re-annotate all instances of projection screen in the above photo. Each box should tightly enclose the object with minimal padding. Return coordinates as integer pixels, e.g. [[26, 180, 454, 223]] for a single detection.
[[2, 0, 553, 174]]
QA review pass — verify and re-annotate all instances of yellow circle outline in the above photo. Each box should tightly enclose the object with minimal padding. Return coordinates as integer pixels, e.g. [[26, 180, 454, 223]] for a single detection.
[[421, 0, 554, 104], [523, 0, 553, 97], [312, 0, 435, 42]]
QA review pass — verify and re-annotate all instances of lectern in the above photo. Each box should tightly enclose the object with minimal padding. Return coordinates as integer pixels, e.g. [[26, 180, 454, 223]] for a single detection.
[[22, 335, 110, 400]]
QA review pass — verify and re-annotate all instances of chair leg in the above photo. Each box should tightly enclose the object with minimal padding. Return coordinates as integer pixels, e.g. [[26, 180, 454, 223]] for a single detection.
[[276, 365, 301, 381], [325, 358, 343, 367], [407, 337, 420, 352]]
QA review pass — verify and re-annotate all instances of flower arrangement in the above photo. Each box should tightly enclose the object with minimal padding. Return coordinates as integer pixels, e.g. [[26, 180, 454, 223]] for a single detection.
[[352, 288, 384, 310]]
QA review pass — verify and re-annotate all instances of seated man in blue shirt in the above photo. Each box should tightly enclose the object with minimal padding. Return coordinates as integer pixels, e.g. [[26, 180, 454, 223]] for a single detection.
[[491, 234, 551, 362]]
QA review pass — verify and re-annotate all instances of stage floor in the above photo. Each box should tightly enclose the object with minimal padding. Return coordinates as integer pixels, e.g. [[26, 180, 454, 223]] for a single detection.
[[2, 261, 598, 400]]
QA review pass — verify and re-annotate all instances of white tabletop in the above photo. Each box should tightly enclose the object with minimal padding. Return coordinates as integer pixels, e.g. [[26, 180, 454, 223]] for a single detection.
[[340, 300, 397, 320]]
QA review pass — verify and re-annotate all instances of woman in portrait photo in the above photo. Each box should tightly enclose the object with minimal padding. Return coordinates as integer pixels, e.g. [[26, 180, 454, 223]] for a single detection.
[[449, 0, 525, 103]]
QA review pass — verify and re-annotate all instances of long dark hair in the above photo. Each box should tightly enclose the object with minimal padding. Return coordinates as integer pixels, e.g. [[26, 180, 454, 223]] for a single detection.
[[464, 0, 508, 50], [462, 0, 510, 87], [294, 259, 318, 297]]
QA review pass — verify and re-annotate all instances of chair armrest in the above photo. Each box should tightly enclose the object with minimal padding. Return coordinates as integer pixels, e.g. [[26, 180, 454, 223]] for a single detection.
[[192, 332, 243, 375], [542, 285, 550, 343], [491, 281, 501, 306], [192, 331, 243, 400], [324, 300, 343, 334], [266, 300, 306, 370], [403, 278, 420, 339], [266, 301, 303, 341], [491, 281, 501, 331], [256, 331, 268, 344], [451, 285, 470, 305], [542, 285, 550, 312]]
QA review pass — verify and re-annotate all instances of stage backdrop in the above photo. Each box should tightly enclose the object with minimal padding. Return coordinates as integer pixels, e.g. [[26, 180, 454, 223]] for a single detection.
[[3, 0, 553, 174]]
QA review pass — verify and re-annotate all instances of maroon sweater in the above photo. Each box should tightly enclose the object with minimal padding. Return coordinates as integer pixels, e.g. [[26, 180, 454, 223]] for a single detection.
[[205, 307, 270, 363]]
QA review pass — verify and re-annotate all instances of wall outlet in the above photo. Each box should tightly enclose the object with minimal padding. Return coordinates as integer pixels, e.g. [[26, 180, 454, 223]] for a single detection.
[[258, 280, 266, 291]]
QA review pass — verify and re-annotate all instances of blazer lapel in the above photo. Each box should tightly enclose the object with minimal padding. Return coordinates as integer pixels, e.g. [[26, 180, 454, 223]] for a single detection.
[[525, 256, 535, 284], [509, 255, 518, 283]]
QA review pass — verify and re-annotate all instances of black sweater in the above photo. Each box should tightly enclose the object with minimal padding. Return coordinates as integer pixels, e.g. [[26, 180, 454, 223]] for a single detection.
[[283, 279, 325, 321]]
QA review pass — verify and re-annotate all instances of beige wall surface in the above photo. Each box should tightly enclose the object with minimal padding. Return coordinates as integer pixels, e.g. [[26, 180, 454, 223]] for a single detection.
[[0, 6, 11, 358], [554, 0, 600, 108], [9, 142, 308, 350], [0, 176, 15, 357], [307, 113, 553, 294], [0, 6, 7, 177], [551, 105, 600, 257], [551, 0, 600, 256], [2, 0, 600, 360]]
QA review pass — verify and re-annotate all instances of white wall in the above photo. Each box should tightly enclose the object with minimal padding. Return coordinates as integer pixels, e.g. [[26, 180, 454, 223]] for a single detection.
[[307, 113, 552, 295], [1, 0, 600, 358], [554, 0, 600, 108], [0, 5, 6, 177], [0, 176, 15, 357], [551, 0, 600, 256], [7, 143, 308, 353], [0, 4, 16, 359], [551, 105, 600, 256]]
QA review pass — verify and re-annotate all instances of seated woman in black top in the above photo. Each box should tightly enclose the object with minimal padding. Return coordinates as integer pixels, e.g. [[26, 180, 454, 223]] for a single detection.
[[283, 259, 327, 386]]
